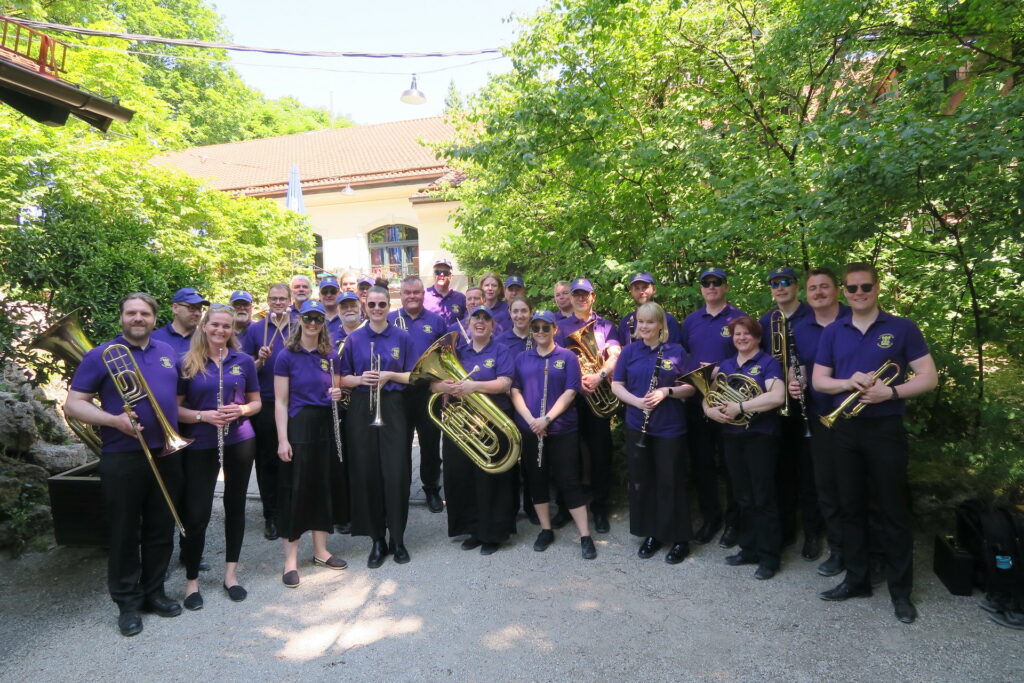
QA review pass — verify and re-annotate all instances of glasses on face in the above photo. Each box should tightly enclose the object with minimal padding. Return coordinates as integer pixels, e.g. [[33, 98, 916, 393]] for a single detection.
[[177, 303, 204, 312], [434, 270, 451, 277], [530, 323, 553, 333], [366, 301, 388, 310], [301, 314, 325, 325], [701, 279, 724, 288], [845, 283, 875, 294], [320, 288, 338, 295], [267, 296, 289, 303], [770, 279, 793, 289]]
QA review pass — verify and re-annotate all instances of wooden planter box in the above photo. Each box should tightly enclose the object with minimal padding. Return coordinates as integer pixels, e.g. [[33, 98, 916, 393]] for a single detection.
[[47, 460, 108, 547]]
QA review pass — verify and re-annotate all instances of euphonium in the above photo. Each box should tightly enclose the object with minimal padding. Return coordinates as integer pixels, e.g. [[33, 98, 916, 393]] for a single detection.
[[820, 361, 902, 429], [564, 318, 620, 418], [768, 308, 790, 417], [410, 332, 521, 474], [29, 310, 102, 456], [680, 364, 762, 426]]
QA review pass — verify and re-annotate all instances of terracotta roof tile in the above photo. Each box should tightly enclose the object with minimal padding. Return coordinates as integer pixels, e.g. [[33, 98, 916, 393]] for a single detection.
[[153, 116, 455, 194]]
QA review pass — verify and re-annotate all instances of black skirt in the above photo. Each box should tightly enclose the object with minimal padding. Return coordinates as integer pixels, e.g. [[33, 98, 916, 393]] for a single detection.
[[278, 406, 336, 541]]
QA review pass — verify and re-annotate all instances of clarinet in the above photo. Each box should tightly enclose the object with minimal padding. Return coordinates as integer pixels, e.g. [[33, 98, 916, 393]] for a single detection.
[[786, 320, 812, 438], [636, 344, 663, 448], [329, 357, 343, 462], [537, 358, 550, 467]]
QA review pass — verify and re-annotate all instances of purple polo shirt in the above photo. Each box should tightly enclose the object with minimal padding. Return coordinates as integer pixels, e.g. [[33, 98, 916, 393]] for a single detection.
[[613, 342, 694, 438], [150, 323, 193, 357], [326, 314, 344, 347], [680, 303, 748, 365], [457, 338, 515, 411], [424, 286, 467, 326], [487, 300, 511, 331], [717, 350, 783, 436], [790, 304, 850, 416], [497, 327, 532, 358], [554, 310, 572, 322], [177, 349, 259, 449], [757, 301, 813, 355], [512, 346, 582, 435], [338, 322, 416, 393], [554, 313, 621, 354], [617, 309, 683, 346], [273, 347, 341, 418], [387, 308, 446, 360], [241, 316, 291, 402], [70, 336, 181, 453], [815, 310, 930, 419]]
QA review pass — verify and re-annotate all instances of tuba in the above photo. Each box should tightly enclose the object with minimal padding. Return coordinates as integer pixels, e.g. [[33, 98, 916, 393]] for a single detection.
[[679, 364, 762, 426], [29, 310, 102, 456], [564, 318, 620, 418], [410, 332, 521, 474]]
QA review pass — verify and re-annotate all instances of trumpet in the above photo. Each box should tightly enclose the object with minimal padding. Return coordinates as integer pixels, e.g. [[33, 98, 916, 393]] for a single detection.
[[820, 361, 902, 429], [564, 318, 619, 418], [101, 343, 191, 536], [680, 364, 762, 426], [394, 314, 408, 331], [368, 341, 384, 427]]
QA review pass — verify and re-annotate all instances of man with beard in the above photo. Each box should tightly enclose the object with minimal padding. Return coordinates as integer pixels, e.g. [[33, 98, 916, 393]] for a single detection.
[[230, 290, 253, 336], [289, 275, 313, 317], [151, 287, 209, 356], [424, 258, 467, 326], [65, 293, 185, 636], [616, 272, 682, 346], [319, 276, 344, 346]]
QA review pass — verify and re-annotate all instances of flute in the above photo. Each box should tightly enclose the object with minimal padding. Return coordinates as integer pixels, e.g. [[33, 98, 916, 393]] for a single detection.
[[537, 358, 549, 468], [329, 357, 343, 462], [216, 347, 225, 466]]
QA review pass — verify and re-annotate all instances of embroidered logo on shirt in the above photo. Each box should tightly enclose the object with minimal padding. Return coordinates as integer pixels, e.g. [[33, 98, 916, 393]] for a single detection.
[[160, 356, 173, 368], [877, 333, 895, 348], [230, 365, 242, 376], [320, 359, 329, 372], [484, 358, 495, 368], [553, 360, 566, 370], [720, 325, 730, 338], [748, 365, 762, 376], [452, 305, 461, 313], [660, 359, 674, 371], [423, 325, 433, 333], [391, 347, 401, 359]]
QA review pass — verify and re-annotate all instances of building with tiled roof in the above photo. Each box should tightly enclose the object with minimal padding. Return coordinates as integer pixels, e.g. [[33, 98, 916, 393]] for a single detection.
[[154, 117, 464, 283]]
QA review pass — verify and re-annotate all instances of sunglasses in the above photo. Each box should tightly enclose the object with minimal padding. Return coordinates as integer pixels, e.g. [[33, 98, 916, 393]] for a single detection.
[[770, 279, 793, 289], [434, 270, 451, 276], [366, 301, 388, 309], [320, 288, 338, 295], [845, 283, 875, 294], [701, 279, 724, 288], [530, 323, 553, 333], [301, 314, 325, 325]]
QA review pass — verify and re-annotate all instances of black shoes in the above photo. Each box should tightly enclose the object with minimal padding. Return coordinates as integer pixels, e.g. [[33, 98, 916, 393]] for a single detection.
[[593, 512, 610, 534], [665, 543, 690, 565], [313, 555, 349, 570], [693, 520, 721, 546], [480, 542, 499, 556], [223, 584, 247, 602], [725, 552, 757, 567], [534, 529, 555, 552], [551, 508, 572, 529], [142, 593, 182, 617], [461, 536, 482, 551], [801, 535, 822, 561], [367, 538, 389, 568], [819, 581, 872, 601], [183, 592, 203, 611], [264, 518, 279, 540], [894, 598, 917, 624], [817, 551, 844, 577], [581, 535, 597, 560], [424, 488, 444, 513], [118, 610, 143, 637], [392, 544, 411, 564], [638, 537, 662, 559], [282, 570, 300, 588], [754, 566, 776, 580], [719, 525, 738, 549]]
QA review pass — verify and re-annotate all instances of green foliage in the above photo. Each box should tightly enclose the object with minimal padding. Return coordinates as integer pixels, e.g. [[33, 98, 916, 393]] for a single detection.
[[442, 0, 1024, 501]]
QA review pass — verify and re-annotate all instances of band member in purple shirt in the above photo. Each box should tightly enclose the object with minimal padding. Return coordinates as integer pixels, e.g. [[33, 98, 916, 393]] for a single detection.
[[289, 274, 313, 317], [388, 276, 447, 513], [176, 304, 261, 608], [554, 277, 621, 534], [680, 267, 748, 548], [319, 276, 344, 346], [151, 287, 209, 356], [424, 258, 467, 325], [273, 300, 348, 588], [432, 306, 517, 554], [65, 292, 185, 637], [813, 262, 937, 624], [504, 274, 525, 299], [480, 272, 510, 331], [552, 281, 574, 321], [446, 286, 483, 347], [611, 303, 696, 565], [617, 273, 682, 346], [512, 310, 596, 560], [340, 286, 416, 568], [704, 316, 785, 580], [497, 296, 534, 358], [242, 283, 292, 541], [230, 290, 253, 337]]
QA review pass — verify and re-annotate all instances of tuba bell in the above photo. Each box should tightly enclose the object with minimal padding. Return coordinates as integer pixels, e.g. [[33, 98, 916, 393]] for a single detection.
[[564, 318, 620, 418], [29, 310, 103, 456], [410, 332, 521, 474], [679, 364, 762, 426]]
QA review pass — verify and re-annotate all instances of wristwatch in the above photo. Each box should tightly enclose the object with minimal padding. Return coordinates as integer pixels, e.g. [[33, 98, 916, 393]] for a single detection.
[[195, 412, 203, 423], [599, 370, 607, 379]]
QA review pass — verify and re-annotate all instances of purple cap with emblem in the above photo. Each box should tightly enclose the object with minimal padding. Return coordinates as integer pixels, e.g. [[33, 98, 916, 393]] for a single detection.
[[505, 275, 524, 288], [767, 266, 796, 283], [629, 272, 655, 286], [433, 258, 453, 269], [699, 268, 727, 282], [229, 290, 252, 303], [357, 276, 375, 287], [531, 310, 557, 324], [570, 277, 594, 293], [172, 287, 210, 305], [299, 300, 327, 316], [339, 291, 359, 304], [319, 276, 339, 290], [468, 305, 493, 318]]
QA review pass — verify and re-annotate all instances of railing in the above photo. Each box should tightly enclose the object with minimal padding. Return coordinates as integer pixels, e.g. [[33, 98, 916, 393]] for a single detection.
[[0, 17, 68, 77]]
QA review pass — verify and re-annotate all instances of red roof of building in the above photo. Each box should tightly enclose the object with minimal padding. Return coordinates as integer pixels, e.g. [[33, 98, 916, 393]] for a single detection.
[[153, 116, 455, 196]]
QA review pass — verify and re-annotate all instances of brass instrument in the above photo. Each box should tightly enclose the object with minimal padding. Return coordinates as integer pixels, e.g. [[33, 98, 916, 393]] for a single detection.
[[101, 343, 191, 535], [29, 310, 102, 456], [394, 314, 408, 331], [410, 332, 521, 474], [636, 344, 663, 448], [368, 341, 384, 427], [328, 357, 343, 462], [820, 361, 902, 429], [768, 309, 790, 417], [564, 318, 620, 418], [680, 364, 762, 426]]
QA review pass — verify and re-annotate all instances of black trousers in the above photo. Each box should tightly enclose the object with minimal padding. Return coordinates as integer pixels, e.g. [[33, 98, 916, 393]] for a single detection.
[[810, 420, 843, 552], [98, 449, 182, 611], [442, 435, 516, 544], [833, 417, 913, 599], [405, 385, 443, 491], [723, 432, 781, 570], [776, 412, 821, 541], [625, 430, 692, 543], [576, 398, 613, 514], [685, 398, 738, 527], [180, 439, 255, 579], [521, 430, 590, 511], [347, 390, 410, 544], [251, 406, 279, 523]]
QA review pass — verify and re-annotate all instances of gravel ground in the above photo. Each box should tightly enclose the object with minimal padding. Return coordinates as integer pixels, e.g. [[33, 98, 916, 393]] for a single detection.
[[0, 493, 1020, 682]]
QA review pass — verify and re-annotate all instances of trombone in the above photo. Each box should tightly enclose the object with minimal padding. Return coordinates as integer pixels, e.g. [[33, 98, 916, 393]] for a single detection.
[[820, 361, 902, 428], [101, 343, 192, 536], [768, 308, 790, 417]]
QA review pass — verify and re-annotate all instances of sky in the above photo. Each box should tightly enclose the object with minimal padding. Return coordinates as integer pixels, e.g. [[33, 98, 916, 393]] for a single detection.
[[208, 0, 549, 125]]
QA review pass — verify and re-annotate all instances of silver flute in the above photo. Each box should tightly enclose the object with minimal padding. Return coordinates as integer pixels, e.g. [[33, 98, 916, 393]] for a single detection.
[[329, 357, 343, 462], [217, 347, 226, 466], [537, 358, 549, 468]]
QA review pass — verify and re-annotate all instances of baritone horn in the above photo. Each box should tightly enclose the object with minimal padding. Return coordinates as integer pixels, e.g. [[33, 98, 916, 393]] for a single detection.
[[410, 332, 520, 474], [564, 318, 619, 418], [820, 361, 902, 429]]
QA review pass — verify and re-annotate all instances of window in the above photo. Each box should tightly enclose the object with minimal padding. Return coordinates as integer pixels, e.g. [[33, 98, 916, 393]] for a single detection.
[[367, 224, 419, 281]]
